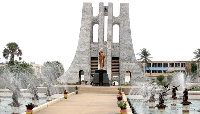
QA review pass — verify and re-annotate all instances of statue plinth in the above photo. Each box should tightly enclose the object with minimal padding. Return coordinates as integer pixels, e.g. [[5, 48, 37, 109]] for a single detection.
[[156, 104, 167, 109], [92, 70, 109, 86], [181, 102, 191, 114], [149, 100, 155, 109], [181, 101, 191, 105], [172, 96, 177, 100]]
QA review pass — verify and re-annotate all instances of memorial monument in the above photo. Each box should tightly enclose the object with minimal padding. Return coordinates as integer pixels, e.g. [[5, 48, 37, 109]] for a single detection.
[[59, 2, 145, 85], [93, 49, 109, 86]]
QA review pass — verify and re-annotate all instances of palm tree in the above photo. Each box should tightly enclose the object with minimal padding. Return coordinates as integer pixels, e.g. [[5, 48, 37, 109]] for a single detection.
[[3, 42, 22, 62], [137, 48, 152, 73]]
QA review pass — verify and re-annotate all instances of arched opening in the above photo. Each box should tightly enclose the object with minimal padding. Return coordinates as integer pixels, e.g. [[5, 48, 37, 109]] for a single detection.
[[113, 3, 120, 17], [93, 24, 98, 42], [112, 81, 119, 86], [79, 70, 84, 84], [125, 71, 131, 84], [104, 16, 108, 41], [113, 24, 119, 43]]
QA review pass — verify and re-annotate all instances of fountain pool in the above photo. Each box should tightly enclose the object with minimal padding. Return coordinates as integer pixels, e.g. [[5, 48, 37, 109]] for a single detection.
[[127, 99, 200, 114]]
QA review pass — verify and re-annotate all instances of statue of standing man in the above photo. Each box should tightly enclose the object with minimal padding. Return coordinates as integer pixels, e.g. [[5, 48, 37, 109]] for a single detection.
[[99, 48, 105, 70]]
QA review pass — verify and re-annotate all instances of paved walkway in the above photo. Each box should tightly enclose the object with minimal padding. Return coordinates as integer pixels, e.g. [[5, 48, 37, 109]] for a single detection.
[[35, 93, 119, 114]]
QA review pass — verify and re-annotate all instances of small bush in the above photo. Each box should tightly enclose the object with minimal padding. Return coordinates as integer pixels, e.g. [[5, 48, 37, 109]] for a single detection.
[[167, 75, 173, 83], [189, 85, 200, 91], [157, 75, 165, 82]]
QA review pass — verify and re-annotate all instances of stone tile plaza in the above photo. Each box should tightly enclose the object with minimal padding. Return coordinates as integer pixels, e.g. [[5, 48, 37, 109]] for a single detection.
[[0, 2, 200, 114]]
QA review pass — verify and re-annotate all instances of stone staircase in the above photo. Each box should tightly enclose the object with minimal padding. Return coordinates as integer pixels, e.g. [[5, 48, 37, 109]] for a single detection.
[[78, 87, 118, 94]]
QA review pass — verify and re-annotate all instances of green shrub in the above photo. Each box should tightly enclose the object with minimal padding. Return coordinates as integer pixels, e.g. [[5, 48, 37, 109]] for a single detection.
[[189, 85, 200, 91], [157, 75, 165, 82], [118, 101, 127, 109]]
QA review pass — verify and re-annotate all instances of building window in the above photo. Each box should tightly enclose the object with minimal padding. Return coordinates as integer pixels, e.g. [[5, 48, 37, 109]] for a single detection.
[[175, 63, 180, 67], [163, 63, 168, 67], [146, 70, 151, 73], [158, 63, 162, 67], [152, 70, 156, 73], [181, 63, 185, 67], [147, 63, 151, 67], [169, 63, 174, 67], [152, 63, 157, 67]]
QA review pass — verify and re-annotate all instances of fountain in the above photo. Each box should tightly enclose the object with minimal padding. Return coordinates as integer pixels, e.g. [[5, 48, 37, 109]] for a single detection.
[[127, 72, 200, 114], [0, 62, 68, 113]]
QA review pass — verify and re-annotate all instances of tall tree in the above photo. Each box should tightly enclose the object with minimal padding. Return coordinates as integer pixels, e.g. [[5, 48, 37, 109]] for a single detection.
[[193, 48, 200, 61], [191, 62, 197, 73], [193, 48, 200, 77], [42, 61, 64, 84], [3, 42, 22, 63], [137, 48, 152, 73]]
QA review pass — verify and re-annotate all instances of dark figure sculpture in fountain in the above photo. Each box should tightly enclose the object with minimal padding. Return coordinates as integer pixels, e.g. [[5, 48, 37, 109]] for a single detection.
[[181, 88, 194, 105], [32, 88, 39, 100], [149, 87, 156, 102], [156, 86, 170, 109], [172, 85, 180, 99], [44, 82, 52, 97], [156, 92, 167, 109], [11, 90, 20, 107]]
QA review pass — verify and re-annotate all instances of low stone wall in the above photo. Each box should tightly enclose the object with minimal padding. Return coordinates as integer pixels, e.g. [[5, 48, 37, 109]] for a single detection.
[[21, 92, 76, 114], [0, 87, 76, 97], [121, 92, 132, 114]]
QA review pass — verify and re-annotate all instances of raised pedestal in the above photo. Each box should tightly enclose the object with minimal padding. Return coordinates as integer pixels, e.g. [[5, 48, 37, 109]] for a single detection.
[[149, 101, 155, 109], [181, 101, 191, 114], [158, 108, 165, 114], [171, 99, 177, 110], [11, 106, 19, 114], [32, 99, 39, 107], [46, 96, 52, 102], [93, 70, 109, 86], [156, 104, 167, 114]]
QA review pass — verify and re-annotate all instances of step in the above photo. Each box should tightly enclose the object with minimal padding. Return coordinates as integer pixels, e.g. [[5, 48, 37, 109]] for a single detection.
[[78, 87, 118, 94]]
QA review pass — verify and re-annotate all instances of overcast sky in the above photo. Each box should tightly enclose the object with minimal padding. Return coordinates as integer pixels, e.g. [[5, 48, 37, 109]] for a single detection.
[[0, 0, 200, 70]]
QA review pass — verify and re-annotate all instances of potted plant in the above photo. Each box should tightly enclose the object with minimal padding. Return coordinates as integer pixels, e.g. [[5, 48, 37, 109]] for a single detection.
[[64, 90, 68, 99], [26, 103, 35, 114], [118, 87, 122, 94], [75, 86, 78, 94], [117, 94, 123, 101], [118, 101, 127, 114]]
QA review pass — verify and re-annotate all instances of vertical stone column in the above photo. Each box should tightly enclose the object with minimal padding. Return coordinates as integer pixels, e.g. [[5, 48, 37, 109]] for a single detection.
[[98, 3, 104, 51], [106, 2, 113, 81], [119, 3, 133, 84], [98, 2, 106, 71], [59, 3, 93, 84]]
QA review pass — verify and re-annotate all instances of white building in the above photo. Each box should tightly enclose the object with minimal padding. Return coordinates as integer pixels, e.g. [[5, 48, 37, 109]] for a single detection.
[[30, 62, 42, 77]]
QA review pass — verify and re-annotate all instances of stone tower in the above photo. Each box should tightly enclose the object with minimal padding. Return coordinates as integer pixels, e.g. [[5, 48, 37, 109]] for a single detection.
[[59, 2, 145, 85]]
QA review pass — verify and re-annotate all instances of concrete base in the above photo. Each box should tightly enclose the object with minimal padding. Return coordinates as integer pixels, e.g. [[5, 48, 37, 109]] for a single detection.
[[158, 109, 165, 114], [93, 70, 109, 86], [149, 101, 155, 109], [171, 99, 177, 110], [11, 106, 19, 114], [32, 99, 39, 107], [46, 96, 52, 102], [182, 105, 190, 114]]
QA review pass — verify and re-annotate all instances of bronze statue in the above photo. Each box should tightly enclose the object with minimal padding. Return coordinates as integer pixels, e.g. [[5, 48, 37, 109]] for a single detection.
[[172, 85, 180, 99], [99, 48, 105, 70]]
